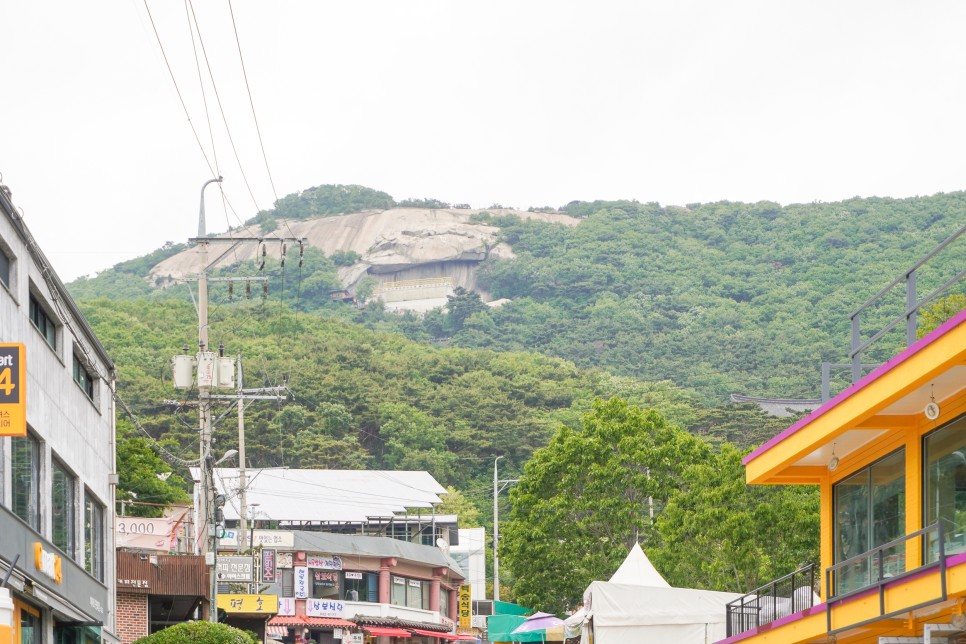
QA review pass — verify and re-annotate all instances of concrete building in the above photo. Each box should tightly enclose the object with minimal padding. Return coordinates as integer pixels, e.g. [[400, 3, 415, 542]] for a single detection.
[[0, 180, 118, 642]]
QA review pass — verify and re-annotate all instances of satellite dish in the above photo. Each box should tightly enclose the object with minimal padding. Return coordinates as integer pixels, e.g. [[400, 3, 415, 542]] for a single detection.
[[925, 402, 941, 420]]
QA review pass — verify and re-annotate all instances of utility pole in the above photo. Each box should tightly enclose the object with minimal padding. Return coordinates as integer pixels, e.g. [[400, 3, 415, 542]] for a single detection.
[[170, 176, 301, 622], [492, 456, 518, 602], [237, 356, 247, 553]]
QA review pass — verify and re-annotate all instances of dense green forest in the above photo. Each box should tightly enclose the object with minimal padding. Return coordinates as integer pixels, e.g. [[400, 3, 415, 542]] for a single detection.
[[68, 186, 966, 604], [72, 188, 966, 404]]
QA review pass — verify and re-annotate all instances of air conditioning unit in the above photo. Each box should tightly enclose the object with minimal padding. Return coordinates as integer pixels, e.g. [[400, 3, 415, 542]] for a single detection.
[[473, 600, 494, 616], [471, 616, 487, 629]]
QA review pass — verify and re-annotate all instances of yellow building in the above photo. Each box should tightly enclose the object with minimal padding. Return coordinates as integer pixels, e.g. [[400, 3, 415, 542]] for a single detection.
[[723, 300, 966, 641]]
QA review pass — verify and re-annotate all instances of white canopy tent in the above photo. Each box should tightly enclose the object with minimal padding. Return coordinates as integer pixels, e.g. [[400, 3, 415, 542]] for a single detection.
[[577, 543, 743, 644]]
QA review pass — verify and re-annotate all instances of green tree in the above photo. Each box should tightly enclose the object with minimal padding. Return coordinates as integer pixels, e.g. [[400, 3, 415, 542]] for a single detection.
[[500, 397, 711, 613], [435, 486, 483, 527], [115, 421, 191, 517], [651, 443, 819, 593], [918, 293, 966, 338]]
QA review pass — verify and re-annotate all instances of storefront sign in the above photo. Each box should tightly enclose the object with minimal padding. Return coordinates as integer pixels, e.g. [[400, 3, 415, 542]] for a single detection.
[[393, 576, 404, 585], [217, 593, 279, 614], [294, 567, 309, 598], [261, 549, 276, 582], [349, 634, 363, 644], [0, 344, 26, 437], [278, 597, 296, 616], [458, 584, 471, 629], [33, 543, 62, 584], [216, 556, 254, 582], [305, 598, 345, 618], [306, 555, 342, 570], [408, 579, 421, 588], [344, 571, 362, 580], [277, 552, 293, 569]]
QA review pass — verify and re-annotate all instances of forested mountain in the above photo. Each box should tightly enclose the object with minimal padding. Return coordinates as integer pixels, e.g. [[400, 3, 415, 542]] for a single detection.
[[68, 187, 965, 605], [72, 188, 966, 403]]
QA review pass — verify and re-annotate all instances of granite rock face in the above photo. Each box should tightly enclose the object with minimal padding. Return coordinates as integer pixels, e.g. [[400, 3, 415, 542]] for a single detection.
[[148, 207, 578, 298]]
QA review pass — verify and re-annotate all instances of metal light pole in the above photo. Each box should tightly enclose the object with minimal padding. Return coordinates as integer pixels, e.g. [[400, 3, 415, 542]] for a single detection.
[[197, 177, 223, 567], [493, 456, 503, 602]]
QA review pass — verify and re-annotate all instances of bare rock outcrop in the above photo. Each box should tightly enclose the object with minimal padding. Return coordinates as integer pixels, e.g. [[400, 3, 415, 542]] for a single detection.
[[148, 207, 578, 300]]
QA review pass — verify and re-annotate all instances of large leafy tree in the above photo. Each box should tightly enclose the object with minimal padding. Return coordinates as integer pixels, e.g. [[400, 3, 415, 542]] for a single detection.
[[651, 443, 819, 593], [499, 397, 711, 613]]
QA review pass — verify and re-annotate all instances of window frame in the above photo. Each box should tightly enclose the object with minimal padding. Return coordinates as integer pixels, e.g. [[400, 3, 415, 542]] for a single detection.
[[832, 447, 905, 595], [29, 292, 58, 351], [84, 491, 105, 581], [11, 432, 41, 531], [72, 352, 95, 401], [52, 457, 77, 559], [0, 242, 11, 290], [922, 414, 966, 562]]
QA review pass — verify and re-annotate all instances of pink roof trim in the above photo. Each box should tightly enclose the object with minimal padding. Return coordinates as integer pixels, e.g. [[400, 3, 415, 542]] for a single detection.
[[743, 307, 966, 466]]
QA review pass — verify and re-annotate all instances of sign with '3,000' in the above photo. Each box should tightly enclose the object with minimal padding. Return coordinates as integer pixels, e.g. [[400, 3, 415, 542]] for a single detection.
[[0, 344, 26, 437]]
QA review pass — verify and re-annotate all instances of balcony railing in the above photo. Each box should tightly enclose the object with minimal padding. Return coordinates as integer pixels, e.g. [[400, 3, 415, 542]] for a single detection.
[[725, 564, 816, 637], [825, 522, 946, 635]]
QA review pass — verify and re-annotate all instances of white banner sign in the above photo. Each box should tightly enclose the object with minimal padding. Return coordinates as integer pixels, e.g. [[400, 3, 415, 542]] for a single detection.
[[294, 567, 309, 599], [344, 571, 362, 580], [114, 514, 188, 551], [219, 529, 294, 548], [278, 597, 296, 616], [305, 598, 345, 618], [306, 555, 343, 570]]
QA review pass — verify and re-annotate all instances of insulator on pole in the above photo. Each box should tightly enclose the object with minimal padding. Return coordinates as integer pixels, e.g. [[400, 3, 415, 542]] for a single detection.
[[228, 282, 234, 300], [245, 281, 251, 300], [262, 281, 269, 301]]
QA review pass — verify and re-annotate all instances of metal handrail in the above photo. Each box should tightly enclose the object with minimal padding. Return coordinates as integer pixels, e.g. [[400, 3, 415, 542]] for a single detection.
[[825, 522, 946, 635], [725, 563, 816, 637], [847, 222, 966, 384]]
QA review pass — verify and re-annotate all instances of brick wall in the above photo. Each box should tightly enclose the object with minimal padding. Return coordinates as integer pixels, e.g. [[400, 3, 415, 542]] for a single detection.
[[116, 592, 148, 644]]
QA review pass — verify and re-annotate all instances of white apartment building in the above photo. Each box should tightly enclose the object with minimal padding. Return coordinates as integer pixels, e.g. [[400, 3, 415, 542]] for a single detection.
[[0, 180, 118, 643]]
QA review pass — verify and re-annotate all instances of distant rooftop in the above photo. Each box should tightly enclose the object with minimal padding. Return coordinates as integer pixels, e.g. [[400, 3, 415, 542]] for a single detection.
[[193, 468, 449, 523]]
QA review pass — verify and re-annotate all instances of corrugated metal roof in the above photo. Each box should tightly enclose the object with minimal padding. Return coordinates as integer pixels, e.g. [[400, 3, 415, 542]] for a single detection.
[[194, 468, 449, 522]]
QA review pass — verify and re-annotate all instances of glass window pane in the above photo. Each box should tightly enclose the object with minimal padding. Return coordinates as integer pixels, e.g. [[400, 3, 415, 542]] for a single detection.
[[0, 250, 9, 288], [12, 435, 39, 530], [391, 576, 406, 606], [85, 494, 104, 581], [52, 460, 76, 557], [311, 571, 340, 599], [925, 417, 966, 561]]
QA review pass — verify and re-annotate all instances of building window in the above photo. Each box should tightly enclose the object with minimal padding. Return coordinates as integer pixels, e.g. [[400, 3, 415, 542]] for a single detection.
[[312, 570, 340, 599], [85, 492, 104, 581], [12, 433, 40, 530], [391, 575, 406, 606], [53, 459, 76, 558], [29, 294, 57, 349], [73, 354, 95, 400], [343, 571, 377, 602], [924, 415, 966, 561], [832, 449, 905, 594], [0, 247, 10, 288], [439, 587, 450, 617]]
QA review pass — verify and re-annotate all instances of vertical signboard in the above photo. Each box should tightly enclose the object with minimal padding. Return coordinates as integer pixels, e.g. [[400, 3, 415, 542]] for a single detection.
[[294, 566, 309, 598], [0, 343, 26, 437], [458, 584, 471, 629], [261, 549, 276, 583]]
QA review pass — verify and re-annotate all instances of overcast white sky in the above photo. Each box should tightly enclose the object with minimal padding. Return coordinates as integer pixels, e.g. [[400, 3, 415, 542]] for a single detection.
[[3, 1, 966, 282]]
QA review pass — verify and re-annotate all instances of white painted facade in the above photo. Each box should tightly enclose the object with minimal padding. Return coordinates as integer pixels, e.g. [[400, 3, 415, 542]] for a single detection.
[[0, 181, 118, 642]]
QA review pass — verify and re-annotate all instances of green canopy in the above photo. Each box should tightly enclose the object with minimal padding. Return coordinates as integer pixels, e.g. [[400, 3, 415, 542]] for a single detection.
[[486, 615, 549, 642]]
